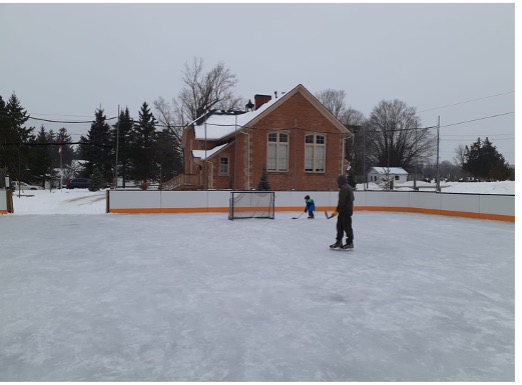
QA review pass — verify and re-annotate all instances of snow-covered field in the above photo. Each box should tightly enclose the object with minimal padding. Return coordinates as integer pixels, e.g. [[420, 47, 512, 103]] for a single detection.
[[6, 181, 516, 216], [0, 183, 516, 381], [377, 180, 515, 195]]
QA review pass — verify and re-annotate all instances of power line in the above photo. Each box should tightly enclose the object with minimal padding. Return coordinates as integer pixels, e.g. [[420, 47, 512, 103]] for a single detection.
[[28, 112, 95, 118], [27, 116, 118, 124], [418, 91, 514, 113], [443, 133, 513, 137], [440, 112, 514, 128], [440, 136, 515, 142], [2, 141, 114, 148], [4, 107, 515, 135]]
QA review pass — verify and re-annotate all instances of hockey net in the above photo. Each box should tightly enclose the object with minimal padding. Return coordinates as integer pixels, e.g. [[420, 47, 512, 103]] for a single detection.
[[228, 191, 275, 220]]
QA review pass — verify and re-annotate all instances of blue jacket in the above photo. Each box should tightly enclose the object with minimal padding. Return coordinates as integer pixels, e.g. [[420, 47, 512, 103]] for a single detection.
[[305, 198, 315, 211]]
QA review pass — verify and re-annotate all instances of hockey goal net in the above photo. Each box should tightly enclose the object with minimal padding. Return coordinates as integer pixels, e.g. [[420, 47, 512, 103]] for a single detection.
[[228, 191, 275, 220]]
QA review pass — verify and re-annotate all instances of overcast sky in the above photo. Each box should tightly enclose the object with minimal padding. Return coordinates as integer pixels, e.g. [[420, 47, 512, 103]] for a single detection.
[[0, 1, 516, 165]]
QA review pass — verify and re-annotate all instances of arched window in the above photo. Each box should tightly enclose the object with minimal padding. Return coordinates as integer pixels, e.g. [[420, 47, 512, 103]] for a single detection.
[[305, 134, 325, 172]]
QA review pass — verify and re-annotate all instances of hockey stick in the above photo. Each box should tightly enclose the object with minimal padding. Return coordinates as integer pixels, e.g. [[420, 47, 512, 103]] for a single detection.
[[324, 210, 338, 220], [292, 212, 305, 219]]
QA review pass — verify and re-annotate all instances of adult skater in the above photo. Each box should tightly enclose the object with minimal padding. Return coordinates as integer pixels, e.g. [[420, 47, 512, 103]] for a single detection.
[[330, 175, 355, 249], [304, 195, 315, 218]]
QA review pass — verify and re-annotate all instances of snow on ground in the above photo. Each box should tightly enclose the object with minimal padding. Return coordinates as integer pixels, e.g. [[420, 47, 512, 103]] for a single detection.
[[6, 181, 516, 216], [0, 184, 516, 381], [393, 180, 515, 194], [9, 188, 107, 215]]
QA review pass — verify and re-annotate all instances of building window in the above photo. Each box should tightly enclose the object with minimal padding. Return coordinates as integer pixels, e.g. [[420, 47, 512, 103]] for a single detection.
[[219, 157, 229, 175], [304, 134, 325, 172], [267, 132, 289, 172]]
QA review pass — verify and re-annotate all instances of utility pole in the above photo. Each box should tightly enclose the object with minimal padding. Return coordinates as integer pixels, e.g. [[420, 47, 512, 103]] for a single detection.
[[363, 125, 367, 190], [59, 144, 63, 189], [413, 127, 418, 191], [436, 116, 441, 193], [204, 120, 207, 190], [114, 105, 120, 190]]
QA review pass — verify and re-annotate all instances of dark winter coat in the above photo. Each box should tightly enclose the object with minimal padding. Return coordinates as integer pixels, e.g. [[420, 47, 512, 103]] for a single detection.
[[336, 175, 354, 212]]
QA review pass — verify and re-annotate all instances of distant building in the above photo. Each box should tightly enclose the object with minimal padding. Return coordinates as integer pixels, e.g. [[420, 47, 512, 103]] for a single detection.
[[170, 84, 352, 191], [368, 167, 409, 184]]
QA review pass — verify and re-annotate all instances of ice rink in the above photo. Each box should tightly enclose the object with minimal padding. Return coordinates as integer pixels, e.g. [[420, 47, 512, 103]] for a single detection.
[[0, 194, 515, 381]]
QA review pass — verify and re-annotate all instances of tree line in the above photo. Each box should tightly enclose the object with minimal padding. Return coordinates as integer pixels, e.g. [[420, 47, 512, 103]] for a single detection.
[[1, 57, 514, 188], [0, 95, 183, 188], [315, 90, 513, 182]]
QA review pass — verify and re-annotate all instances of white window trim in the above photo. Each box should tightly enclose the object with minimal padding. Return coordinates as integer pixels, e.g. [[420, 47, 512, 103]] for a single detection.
[[219, 156, 230, 175], [304, 134, 326, 173], [267, 132, 289, 172]]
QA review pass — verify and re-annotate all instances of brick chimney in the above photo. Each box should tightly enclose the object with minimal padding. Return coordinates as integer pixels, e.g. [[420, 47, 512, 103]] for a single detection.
[[254, 94, 272, 110]]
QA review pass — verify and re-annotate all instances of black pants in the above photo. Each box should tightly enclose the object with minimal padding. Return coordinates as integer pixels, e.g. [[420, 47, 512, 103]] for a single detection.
[[336, 210, 353, 244]]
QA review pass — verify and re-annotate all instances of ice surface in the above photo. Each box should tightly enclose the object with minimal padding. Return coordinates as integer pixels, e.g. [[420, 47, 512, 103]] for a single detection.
[[0, 189, 515, 381]]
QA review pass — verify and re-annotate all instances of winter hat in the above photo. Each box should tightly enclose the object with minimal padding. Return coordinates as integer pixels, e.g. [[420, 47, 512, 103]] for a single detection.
[[337, 175, 348, 188]]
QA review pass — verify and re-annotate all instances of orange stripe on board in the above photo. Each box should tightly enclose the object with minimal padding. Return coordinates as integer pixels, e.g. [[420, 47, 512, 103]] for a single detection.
[[0, 210, 7, 215], [109, 207, 230, 214], [354, 206, 514, 222], [108, 206, 514, 222], [277, 206, 514, 222]]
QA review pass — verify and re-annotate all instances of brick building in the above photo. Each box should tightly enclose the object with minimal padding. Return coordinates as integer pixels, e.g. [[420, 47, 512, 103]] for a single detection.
[[174, 84, 352, 191]]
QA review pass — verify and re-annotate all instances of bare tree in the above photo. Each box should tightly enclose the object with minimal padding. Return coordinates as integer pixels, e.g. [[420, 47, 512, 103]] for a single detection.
[[315, 89, 347, 120], [315, 89, 367, 177], [341, 107, 365, 127], [454, 144, 467, 168], [366, 99, 435, 171], [315, 89, 365, 126], [154, 57, 242, 140], [179, 57, 242, 121], [153, 96, 183, 142]]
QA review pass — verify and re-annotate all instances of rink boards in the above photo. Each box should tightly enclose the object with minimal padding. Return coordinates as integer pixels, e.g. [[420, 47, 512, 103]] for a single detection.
[[103, 190, 514, 222]]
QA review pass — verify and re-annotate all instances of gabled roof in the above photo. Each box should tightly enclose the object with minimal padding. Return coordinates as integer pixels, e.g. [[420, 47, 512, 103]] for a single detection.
[[191, 84, 351, 141], [368, 167, 409, 175], [192, 143, 229, 160]]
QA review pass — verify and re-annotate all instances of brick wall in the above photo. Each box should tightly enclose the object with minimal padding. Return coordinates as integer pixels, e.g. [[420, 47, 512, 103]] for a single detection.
[[190, 89, 349, 191], [246, 92, 346, 190]]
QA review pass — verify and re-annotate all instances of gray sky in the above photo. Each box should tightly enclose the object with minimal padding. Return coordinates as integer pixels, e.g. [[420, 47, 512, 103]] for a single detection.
[[0, 1, 516, 165]]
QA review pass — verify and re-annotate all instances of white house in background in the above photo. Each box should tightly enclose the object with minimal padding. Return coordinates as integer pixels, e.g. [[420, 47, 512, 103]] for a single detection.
[[368, 167, 409, 183]]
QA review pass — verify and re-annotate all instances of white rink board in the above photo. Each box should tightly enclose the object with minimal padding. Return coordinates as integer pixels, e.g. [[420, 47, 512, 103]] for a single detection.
[[107, 190, 514, 220], [1, 190, 7, 213]]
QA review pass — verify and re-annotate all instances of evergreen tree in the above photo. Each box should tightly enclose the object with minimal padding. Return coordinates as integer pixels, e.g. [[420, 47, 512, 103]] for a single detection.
[[89, 167, 105, 191], [112, 107, 133, 188], [0, 93, 34, 181], [154, 127, 183, 183], [129, 102, 157, 183], [79, 108, 114, 183], [462, 137, 511, 180], [257, 166, 271, 191], [55, 127, 74, 167], [28, 126, 54, 185]]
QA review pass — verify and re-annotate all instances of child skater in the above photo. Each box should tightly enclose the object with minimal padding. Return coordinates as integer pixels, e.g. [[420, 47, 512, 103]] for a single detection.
[[304, 195, 315, 219]]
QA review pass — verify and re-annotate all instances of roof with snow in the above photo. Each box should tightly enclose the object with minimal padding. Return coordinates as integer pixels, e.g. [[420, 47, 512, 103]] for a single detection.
[[189, 84, 350, 142], [192, 143, 229, 160], [368, 167, 408, 175], [192, 96, 280, 140]]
